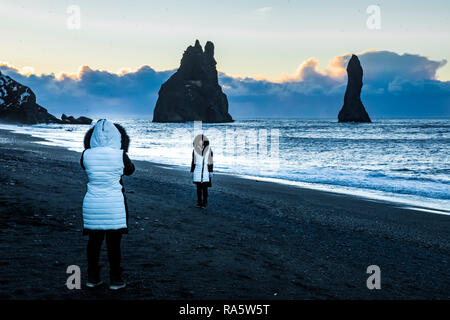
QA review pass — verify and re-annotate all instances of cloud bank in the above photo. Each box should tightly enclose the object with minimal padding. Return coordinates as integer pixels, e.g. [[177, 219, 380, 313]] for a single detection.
[[1, 50, 449, 119]]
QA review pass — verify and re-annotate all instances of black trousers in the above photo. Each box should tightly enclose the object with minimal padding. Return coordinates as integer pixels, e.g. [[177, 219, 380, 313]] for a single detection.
[[196, 182, 208, 205], [87, 230, 122, 279]]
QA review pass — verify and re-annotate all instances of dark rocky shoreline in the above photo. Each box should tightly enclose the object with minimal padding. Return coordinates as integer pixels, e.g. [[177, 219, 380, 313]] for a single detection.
[[0, 129, 449, 299]]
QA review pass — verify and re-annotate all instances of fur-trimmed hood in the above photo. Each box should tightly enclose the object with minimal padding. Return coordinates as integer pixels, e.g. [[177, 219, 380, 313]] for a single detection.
[[84, 120, 130, 152], [193, 134, 210, 155], [193, 134, 213, 166]]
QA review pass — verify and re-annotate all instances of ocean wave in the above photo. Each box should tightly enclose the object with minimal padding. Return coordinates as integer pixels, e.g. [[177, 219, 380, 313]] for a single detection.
[[1, 119, 449, 209]]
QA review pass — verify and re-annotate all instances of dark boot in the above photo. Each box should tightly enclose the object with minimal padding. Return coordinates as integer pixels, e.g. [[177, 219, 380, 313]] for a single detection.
[[109, 267, 126, 290], [86, 266, 103, 288], [202, 183, 208, 208], [196, 183, 203, 208], [86, 231, 104, 288], [106, 231, 126, 290]]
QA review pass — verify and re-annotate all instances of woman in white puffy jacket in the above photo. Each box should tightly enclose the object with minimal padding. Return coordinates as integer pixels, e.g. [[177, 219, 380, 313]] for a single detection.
[[190, 134, 213, 208], [80, 119, 135, 290]]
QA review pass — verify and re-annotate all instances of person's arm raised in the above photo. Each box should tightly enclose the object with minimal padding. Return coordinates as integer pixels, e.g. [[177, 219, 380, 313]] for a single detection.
[[190, 150, 195, 173], [123, 151, 135, 176]]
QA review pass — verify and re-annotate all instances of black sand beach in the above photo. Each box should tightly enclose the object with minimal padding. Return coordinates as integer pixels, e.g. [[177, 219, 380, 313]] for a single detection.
[[0, 128, 449, 299]]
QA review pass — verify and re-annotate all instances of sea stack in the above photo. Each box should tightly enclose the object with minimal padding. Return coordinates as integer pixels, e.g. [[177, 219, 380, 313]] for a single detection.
[[153, 40, 233, 123], [338, 54, 371, 123], [0, 70, 92, 125]]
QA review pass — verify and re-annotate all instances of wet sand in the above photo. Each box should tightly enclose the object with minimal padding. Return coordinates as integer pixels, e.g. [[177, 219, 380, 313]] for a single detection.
[[0, 128, 449, 299]]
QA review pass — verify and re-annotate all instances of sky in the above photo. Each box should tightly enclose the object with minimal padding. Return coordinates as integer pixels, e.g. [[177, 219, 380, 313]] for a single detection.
[[0, 0, 449, 118]]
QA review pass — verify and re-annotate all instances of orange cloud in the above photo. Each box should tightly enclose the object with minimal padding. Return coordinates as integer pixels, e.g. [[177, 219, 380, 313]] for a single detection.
[[279, 57, 345, 83], [0, 61, 35, 76], [0, 49, 381, 84], [54, 66, 91, 81], [1, 61, 157, 81], [54, 65, 153, 80], [278, 49, 379, 83]]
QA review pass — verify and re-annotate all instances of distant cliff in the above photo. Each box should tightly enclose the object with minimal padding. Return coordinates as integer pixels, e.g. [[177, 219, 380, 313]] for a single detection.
[[0, 70, 91, 125], [338, 55, 371, 123], [153, 40, 233, 123]]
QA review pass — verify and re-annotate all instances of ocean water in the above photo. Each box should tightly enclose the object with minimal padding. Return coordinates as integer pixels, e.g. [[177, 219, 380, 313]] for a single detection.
[[1, 119, 449, 213]]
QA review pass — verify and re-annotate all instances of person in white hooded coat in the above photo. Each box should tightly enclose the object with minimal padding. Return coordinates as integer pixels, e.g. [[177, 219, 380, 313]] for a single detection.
[[190, 134, 213, 208], [80, 119, 135, 290]]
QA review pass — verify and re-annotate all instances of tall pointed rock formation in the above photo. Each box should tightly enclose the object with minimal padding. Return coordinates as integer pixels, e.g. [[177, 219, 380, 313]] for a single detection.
[[338, 54, 371, 123]]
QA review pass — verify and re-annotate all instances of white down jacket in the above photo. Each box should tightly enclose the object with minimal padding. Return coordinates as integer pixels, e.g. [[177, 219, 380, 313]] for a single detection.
[[193, 146, 211, 183], [82, 120, 127, 230], [191, 134, 213, 183]]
